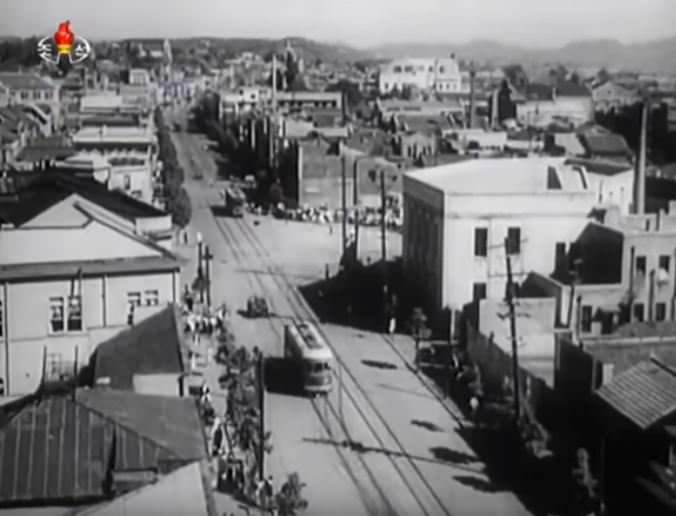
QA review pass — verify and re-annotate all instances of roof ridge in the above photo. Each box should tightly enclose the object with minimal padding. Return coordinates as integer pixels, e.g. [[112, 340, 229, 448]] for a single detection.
[[74, 390, 183, 461], [649, 354, 676, 376]]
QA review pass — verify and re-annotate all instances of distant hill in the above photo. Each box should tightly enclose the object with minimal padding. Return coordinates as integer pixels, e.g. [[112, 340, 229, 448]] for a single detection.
[[171, 36, 372, 64], [370, 37, 676, 73]]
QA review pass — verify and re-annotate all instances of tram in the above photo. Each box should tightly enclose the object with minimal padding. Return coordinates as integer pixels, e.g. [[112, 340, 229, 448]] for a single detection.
[[283, 320, 334, 395], [223, 186, 246, 217]]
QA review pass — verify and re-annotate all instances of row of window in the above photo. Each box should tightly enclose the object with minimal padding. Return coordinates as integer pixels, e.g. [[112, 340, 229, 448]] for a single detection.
[[635, 255, 670, 274], [579, 302, 670, 333], [46, 290, 160, 334], [18, 90, 53, 101], [474, 227, 521, 257], [392, 65, 449, 74]]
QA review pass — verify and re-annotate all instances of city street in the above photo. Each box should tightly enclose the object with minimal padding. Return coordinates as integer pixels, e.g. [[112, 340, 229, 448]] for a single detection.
[[168, 106, 533, 516]]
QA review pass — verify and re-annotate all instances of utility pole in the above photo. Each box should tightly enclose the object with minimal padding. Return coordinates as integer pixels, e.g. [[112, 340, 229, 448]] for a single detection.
[[204, 245, 213, 307], [504, 237, 521, 425], [353, 158, 361, 260], [257, 351, 265, 481], [196, 232, 204, 304], [341, 154, 347, 257], [634, 96, 648, 214], [379, 170, 388, 330]]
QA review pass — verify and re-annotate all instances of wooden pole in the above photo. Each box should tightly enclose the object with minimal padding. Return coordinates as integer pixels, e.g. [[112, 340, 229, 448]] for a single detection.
[[504, 238, 521, 423], [341, 155, 347, 257], [380, 171, 388, 330]]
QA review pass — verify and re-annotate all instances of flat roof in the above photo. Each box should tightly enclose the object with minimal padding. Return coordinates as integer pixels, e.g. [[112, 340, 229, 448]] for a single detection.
[[405, 157, 590, 195]]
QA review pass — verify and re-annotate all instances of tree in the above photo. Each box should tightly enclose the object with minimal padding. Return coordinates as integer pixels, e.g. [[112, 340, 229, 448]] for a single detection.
[[169, 187, 192, 228]]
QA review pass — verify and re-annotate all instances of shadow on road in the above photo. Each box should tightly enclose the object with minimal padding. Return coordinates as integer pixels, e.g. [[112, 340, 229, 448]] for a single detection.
[[302, 437, 486, 473], [361, 359, 398, 370], [453, 474, 504, 493], [429, 446, 477, 464], [377, 383, 436, 400], [410, 420, 444, 433]]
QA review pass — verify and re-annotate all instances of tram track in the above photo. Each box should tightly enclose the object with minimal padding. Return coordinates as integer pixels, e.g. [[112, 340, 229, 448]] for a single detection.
[[212, 210, 398, 516], [226, 214, 453, 516]]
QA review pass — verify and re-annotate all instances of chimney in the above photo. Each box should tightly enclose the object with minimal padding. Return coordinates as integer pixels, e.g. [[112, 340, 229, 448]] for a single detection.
[[468, 63, 476, 129], [634, 99, 648, 214]]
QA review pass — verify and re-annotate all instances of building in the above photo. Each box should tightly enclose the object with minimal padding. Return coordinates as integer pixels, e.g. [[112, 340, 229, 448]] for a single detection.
[[592, 81, 640, 113], [71, 126, 157, 203], [378, 56, 467, 95], [0, 73, 60, 127], [0, 173, 182, 395], [564, 158, 635, 214], [522, 203, 676, 338], [516, 82, 593, 128], [403, 157, 597, 332], [376, 98, 464, 120], [0, 388, 208, 511], [275, 91, 342, 112]]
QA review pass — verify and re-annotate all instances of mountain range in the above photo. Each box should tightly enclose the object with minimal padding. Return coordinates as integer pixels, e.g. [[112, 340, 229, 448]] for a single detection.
[[369, 37, 676, 73], [193, 35, 676, 73]]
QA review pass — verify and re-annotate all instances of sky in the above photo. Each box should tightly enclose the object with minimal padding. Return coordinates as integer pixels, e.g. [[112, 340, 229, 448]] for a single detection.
[[2, 0, 675, 48]]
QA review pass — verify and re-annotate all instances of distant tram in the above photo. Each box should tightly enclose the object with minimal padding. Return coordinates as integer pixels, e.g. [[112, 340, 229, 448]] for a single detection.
[[284, 320, 334, 395], [223, 186, 246, 217]]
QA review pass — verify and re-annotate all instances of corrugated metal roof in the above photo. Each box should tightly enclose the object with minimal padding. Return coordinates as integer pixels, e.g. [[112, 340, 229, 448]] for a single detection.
[[596, 358, 676, 430], [0, 389, 205, 505]]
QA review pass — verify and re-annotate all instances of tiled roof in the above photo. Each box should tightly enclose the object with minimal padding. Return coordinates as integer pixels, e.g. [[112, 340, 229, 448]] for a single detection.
[[565, 157, 632, 176], [579, 132, 633, 158], [0, 256, 183, 282], [523, 83, 554, 101], [596, 357, 676, 430], [93, 305, 188, 391], [0, 389, 206, 505], [555, 80, 591, 97], [0, 72, 54, 91], [0, 172, 165, 226], [17, 137, 76, 163], [612, 321, 676, 339]]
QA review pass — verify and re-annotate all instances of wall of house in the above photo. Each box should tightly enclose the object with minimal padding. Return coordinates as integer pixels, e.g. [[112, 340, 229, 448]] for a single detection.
[[517, 97, 593, 127], [2, 270, 178, 395], [586, 170, 634, 214], [110, 164, 153, 203]]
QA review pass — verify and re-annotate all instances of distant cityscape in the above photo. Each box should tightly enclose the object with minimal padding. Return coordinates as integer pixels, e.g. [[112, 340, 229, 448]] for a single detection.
[[0, 27, 675, 516]]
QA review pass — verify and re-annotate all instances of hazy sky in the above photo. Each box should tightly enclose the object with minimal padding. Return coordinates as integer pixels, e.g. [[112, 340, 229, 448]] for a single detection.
[[2, 0, 675, 48]]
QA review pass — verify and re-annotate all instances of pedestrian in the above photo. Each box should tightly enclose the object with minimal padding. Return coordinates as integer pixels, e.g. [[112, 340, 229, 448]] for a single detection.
[[183, 230, 189, 245]]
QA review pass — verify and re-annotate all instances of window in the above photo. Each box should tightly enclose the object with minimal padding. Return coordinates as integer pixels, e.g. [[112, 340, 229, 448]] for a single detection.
[[123, 174, 131, 190], [659, 255, 670, 272], [144, 290, 159, 306], [44, 91, 53, 100], [32, 91, 41, 100], [49, 297, 65, 333], [636, 255, 646, 275], [67, 296, 82, 331], [20, 91, 29, 100], [506, 227, 521, 255], [474, 228, 488, 257], [633, 303, 645, 322], [473, 282, 487, 301], [555, 242, 567, 271], [656, 302, 667, 322], [581, 305, 593, 333]]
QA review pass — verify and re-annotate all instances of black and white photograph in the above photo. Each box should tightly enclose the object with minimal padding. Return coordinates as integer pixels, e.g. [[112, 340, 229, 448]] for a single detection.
[[0, 1, 676, 515]]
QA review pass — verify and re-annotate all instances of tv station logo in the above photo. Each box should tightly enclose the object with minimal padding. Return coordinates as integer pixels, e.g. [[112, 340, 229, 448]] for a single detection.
[[37, 21, 91, 76]]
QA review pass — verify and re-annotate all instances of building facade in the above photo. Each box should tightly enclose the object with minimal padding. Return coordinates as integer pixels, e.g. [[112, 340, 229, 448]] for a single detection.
[[403, 158, 598, 331], [378, 57, 468, 95], [0, 195, 181, 395]]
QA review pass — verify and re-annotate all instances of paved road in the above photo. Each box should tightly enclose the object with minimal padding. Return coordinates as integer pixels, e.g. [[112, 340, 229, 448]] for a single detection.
[[168, 106, 533, 516]]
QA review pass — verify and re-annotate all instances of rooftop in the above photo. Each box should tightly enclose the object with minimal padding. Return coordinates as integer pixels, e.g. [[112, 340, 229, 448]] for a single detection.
[[0, 172, 164, 227], [93, 305, 188, 391], [0, 389, 206, 506], [579, 132, 633, 158], [406, 157, 591, 195], [16, 136, 76, 163], [596, 357, 676, 430], [72, 127, 156, 145], [0, 72, 54, 91], [564, 157, 633, 176]]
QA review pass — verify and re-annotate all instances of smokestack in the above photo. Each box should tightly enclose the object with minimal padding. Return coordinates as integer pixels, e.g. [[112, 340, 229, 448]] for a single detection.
[[469, 63, 476, 129], [272, 54, 277, 115], [634, 98, 648, 214]]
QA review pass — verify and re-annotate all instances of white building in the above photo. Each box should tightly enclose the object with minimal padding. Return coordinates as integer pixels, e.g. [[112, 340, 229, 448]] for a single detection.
[[378, 57, 468, 95], [403, 157, 598, 332]]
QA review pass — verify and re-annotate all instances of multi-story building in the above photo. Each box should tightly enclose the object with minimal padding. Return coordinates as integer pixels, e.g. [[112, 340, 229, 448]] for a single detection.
[[71, 126, 157, 203], [592, 81, 640, 113], [516, 82, 593, 128], [0, 172, 182, 395], [378, 56, 468, 95], [403, 157, 597, 332], [523, 203, 676, 338], [0, 73, 60, 127]]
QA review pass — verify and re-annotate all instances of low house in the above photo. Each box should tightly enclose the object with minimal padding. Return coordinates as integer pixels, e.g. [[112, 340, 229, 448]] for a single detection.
[[0, 173, 182, 395], [0, 72, 60, 126], [516, 82, 593, 128], [592, 81, 640, 113], [0, 388, 208, 512]]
